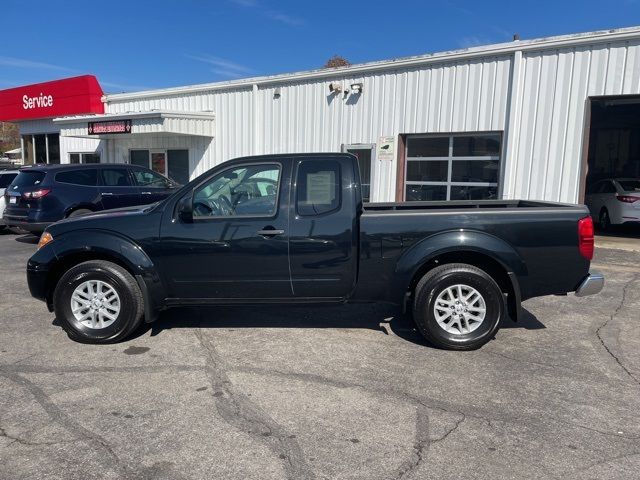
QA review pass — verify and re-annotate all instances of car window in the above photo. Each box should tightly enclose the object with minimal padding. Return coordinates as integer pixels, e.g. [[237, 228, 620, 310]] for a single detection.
[[601, 181, 616, 194], [192, 164, 280, 217], [618, 180, 640, 192], [296, 160, 341, 216], [0, 173, 18, 188], [10, 171, 46, 187], [132, 168, 170, 187], [55, 169, 98, 186], [101, 168, 132, 187]]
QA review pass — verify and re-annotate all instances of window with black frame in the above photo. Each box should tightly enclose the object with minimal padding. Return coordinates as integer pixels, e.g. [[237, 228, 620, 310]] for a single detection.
[[405, 133, 501, 201]]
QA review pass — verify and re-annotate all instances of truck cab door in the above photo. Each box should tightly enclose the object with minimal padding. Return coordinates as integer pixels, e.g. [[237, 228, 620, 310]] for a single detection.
[[157, 160, 292, 300], [288, 156, 359, 299]]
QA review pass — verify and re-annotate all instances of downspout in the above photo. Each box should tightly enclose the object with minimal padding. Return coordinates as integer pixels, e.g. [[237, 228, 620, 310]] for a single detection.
[[501, 48, 524, 200], [252, 84, 259, 155]]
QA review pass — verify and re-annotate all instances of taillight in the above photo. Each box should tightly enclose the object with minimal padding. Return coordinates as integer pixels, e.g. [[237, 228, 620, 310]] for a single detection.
[[616, 195, 639, 203], [24, 189, 50, 199], [578, 216, 594, 260]]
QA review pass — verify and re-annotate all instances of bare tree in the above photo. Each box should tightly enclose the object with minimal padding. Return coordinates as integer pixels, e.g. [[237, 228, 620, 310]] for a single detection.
[[324, 55, 351, 68]]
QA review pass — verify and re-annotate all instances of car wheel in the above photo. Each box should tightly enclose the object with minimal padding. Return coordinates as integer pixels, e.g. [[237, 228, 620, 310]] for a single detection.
[[413, 263, 505, 350], [67, 208, 93, 218], [599, 208, 611, 231], [53, 260, 144, 344]]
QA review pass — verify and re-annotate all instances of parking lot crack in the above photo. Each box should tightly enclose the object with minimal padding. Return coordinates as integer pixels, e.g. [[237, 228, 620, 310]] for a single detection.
[[595, 274, 640, 387], [193, 330, 316, 480], [0, 425, 78, 447]]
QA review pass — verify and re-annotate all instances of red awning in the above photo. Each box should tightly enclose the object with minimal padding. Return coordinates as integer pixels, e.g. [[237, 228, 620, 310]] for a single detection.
[[0, 75, 104, 122]]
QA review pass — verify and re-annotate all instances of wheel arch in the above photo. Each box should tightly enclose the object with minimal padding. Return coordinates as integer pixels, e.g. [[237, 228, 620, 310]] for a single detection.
[[63, 203, 99, 218], [395, 230, 526, 321]]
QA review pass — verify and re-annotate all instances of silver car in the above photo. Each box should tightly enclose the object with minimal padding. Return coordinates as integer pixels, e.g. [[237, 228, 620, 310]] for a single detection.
[[585, 178, 640, 230], [0, 169, 19, 232]]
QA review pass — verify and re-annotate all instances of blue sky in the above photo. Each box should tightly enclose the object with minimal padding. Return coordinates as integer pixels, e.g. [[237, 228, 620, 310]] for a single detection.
[[1, 0, 639, 93]]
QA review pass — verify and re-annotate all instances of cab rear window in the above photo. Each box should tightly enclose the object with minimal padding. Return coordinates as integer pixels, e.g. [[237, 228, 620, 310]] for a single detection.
[[11, 171, 46, 187]]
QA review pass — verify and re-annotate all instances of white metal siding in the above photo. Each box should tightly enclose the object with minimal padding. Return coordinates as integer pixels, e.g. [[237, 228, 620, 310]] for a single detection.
[[104, 57, 512, 202], [504, 39, 640, 203]]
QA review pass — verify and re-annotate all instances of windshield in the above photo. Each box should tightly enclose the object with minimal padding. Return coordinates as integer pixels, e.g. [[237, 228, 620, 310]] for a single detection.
[[618, 180, 640, 192], [11, 171, 46, 188]]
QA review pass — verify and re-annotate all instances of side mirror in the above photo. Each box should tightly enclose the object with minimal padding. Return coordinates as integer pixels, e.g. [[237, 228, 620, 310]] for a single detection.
[[177, 195, 193, 223]]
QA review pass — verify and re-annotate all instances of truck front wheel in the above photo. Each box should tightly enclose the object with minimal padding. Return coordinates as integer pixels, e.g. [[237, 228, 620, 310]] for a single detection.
[[413, 263, 505, 350], [53, 260, 144, 343]]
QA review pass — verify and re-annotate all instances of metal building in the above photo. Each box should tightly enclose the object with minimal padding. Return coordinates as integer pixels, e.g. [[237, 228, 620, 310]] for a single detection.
[[2, 26, 640, 204]]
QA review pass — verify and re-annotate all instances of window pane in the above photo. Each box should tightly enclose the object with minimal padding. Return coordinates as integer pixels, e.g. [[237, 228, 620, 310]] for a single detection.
[[133, 168, 169, 187], [130, 150, 149, 168], [453, 135, 501, 156], [346, 148, 372, 202], [83, 153, 100, 164], [70, 153, 80, 164], [296, 160, 341, 216], [47, 134, 60, 164], [451, 160, 499, 183], [450, 185, 498, 200], [34, 135, 47, 164], [151, 152, 166, 175], [55, 169, 97, 186], [407, 137, 449, 157], [407, 160, 448, 182], [101, 168, 132, 186], [168, 149, 189, 185], [405, 184, 447, 201], [193, 164, 280, 217], [0, 173, 17, 188]]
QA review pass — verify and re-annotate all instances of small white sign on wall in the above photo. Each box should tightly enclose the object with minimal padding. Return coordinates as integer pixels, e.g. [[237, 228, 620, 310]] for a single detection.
[[377, 136, 395, 161]]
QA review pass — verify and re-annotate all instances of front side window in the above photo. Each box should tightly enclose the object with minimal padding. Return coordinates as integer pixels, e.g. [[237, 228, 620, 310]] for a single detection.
[[55, 169, 98, 186], [405, 133, 501, 201], [101, 168, 132, 187], [132, 168, 171, 187], [296, 160, 341, 216], [193, 164, 280, 218]]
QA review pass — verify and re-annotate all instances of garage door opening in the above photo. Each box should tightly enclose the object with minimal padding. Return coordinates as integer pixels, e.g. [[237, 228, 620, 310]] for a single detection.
[[585, 96, 640, 238]]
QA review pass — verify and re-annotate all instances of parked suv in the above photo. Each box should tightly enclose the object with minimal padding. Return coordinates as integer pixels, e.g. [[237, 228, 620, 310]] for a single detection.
[[0, 169, 19, 232], [3, 163, 180, 234]]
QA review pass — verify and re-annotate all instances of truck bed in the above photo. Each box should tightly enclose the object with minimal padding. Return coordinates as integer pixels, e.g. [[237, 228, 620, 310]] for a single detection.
[[363, 199, 583, 213]]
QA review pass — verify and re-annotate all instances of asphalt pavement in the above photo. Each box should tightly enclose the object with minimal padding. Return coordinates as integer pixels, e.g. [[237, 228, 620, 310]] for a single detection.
[[0, 230, 639, 480]]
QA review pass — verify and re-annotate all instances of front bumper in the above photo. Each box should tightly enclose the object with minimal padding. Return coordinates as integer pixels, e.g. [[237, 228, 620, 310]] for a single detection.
[[575, 271, 605, 297]]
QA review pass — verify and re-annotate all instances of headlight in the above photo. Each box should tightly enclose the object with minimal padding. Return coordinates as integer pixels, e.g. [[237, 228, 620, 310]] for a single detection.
[[37, 232, 53, 250]]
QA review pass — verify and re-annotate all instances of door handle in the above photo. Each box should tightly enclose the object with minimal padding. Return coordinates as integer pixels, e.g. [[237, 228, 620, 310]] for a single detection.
[[257, 229, 285, 237], [141, 191, 152, 195], [102, 192, 114, 196]]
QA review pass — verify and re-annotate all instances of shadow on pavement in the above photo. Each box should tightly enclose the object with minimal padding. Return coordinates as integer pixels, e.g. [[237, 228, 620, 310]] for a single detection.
[[116, 304, 545, 348], [15, 233, 38, 244]]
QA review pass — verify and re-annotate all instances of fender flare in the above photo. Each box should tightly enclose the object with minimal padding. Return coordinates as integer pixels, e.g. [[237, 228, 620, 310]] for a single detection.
[[48, 229, 165, 322], [392, 229, 527, 314]]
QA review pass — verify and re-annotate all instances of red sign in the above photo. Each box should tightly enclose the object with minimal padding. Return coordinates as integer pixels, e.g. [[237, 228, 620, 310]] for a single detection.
[[0, 75, 104, 122], [88, 119, 132, 134]]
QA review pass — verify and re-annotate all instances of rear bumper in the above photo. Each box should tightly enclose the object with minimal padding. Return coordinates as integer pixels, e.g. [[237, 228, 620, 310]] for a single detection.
[[2, 215, 51, 233], [575, 271, 605, 297]]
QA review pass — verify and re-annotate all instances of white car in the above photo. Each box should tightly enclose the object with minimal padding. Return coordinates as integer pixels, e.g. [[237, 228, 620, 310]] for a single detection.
[[0, 169, 19, 232], [585, 178, 640, 230]]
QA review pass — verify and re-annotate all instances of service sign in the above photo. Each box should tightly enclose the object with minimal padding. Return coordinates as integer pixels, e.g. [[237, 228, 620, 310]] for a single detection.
[[88, 119, 132, 135], [0, 75, 104, 122]]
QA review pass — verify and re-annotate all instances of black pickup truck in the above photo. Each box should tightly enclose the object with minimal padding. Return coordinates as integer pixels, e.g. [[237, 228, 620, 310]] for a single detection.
[[27, 153, 603, 350]]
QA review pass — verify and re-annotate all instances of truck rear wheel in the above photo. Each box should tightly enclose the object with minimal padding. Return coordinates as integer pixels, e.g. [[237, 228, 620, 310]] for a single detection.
[[413, 263, 505, 350], [53, 260, 144, 344]]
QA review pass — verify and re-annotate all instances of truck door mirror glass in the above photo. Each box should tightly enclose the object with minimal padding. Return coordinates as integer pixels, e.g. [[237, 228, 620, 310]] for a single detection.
[[177, 194, 194, 222]]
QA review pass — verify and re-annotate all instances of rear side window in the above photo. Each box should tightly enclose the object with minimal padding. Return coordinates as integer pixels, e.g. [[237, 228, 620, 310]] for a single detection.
[[296, 160, 341, 216], [0, 173, 18, 188], [11, 171, 46, 187], [101, 168, 132, 187], [601, 182, 616, 194], [55, 169, 98, 186]]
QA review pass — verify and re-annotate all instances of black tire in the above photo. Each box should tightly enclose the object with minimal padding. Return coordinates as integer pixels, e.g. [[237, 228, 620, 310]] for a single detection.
[[67, 208, 93, 218], [413, 263, 505, 350], [53, 260, 144, 344], [599, 208, 611, 231]]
